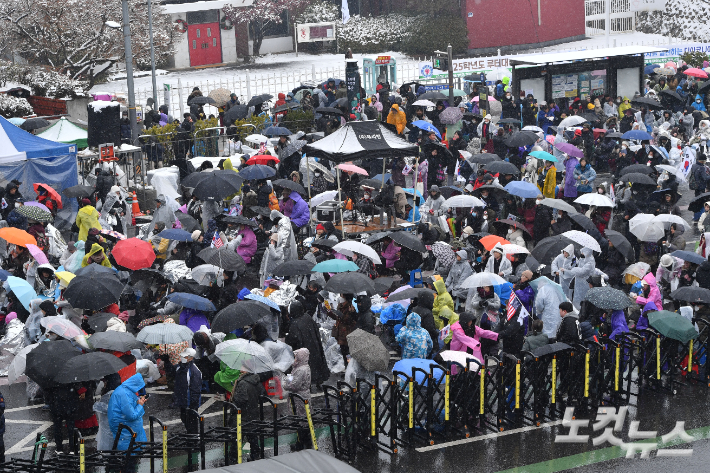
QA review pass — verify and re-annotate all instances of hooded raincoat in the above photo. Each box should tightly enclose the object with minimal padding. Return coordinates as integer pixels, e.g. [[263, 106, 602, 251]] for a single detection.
[[81, 243, 113, 268], [551, 244, 575, 300], [235, 226, 257, 264], [395, 313, 433, 359], [635, 272, 663, 311], [637, 300, 657, 331], [609, 309, 629, 341], [282, 348, 311, 415], [450, 320, 498, 363], [288, 191, 310, 228], [534, 278, 565, 338], [565, 247, 595, 309], [445, 250, 473, 299], [76, 205, 101, 242], [485, 246, 513, 278], [107, 374, 147, 451], [432, 279, 455, 329]]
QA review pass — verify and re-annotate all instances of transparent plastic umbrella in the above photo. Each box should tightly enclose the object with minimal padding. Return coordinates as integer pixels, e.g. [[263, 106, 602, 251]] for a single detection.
[[461, 272, 507, 289], [7, 343, 39, 383], [333, 241, 382, 264], [215, 339, 274, 373], [40, 317, 84, 339]]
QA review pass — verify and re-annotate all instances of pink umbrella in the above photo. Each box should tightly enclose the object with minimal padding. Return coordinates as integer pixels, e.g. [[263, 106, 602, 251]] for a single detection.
[[26, 244, 49, 265], [24, 201, 51, 212], [664, 61, 677, 70], [471, 96, 498, 102], [684, 68, 708, 79], [337, 163, 368, 175]]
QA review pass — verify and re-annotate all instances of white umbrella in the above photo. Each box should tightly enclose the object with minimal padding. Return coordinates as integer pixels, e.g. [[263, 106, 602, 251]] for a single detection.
[[561, 230, 602, 253], [652, 214, 691, 231], [501, 243, 530, 255], [245, 134, 269, 144], [574, 194, 615, 207], [310, 190, 339, 208], [191, 264, 224, 286], [439, 350, 482, 370], [656, 164, 685, 181], [629, 214, 665, 242], [522, 125, 543, 133], [622, 262, 651, 280], [7, 343, 39, 384], [40, 317, 83, 339], [215, 338, 274, 373], [558, 116, 587, 129], [540, 198, 578, 214], [444, 195, 485, 209], [137, 323, 194, 344], [461, 272, 507, 289], [334, 241, 382, 264], [412, 100, 436, 107]]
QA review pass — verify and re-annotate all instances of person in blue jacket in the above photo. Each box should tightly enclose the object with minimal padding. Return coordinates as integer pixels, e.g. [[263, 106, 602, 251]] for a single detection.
[[108, 374, 148, 472], [173, 348, 202, 434], [694, 94, 707, 112]]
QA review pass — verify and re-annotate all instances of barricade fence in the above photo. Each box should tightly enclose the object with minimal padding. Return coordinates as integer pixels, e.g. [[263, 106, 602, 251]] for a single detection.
[[2, 329, 708, 472]]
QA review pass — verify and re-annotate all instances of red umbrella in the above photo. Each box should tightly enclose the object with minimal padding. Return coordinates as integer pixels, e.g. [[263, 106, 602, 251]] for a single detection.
[[246, 155, 280, 165], [684, 68, 708, 79], [593, 128, 607, 140], [112, 238, 155, 270], [33, 183, 63, 209]]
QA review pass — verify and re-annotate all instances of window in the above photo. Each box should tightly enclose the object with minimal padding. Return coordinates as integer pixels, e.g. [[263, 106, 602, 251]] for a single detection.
[[213, 38, 217, 47], [186, 10, 219, 24], [196, 28, 200, 38], [207, 28, 212, 37], [261, 10, 289, 37], [192, 40, 196, 49]]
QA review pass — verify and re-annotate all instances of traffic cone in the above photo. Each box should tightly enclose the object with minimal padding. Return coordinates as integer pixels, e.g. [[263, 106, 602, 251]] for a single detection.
[[131, 191, 142, 224]]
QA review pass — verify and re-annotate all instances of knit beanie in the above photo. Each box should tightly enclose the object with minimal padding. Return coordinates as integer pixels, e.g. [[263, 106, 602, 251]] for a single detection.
[[191, 230, 202, 241]]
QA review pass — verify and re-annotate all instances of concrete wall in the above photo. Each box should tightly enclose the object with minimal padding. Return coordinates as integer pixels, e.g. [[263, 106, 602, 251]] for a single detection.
[[66, 96, 91, 123], [249, 36, 294, 55], [465, 0, 585, 52], [171, 13, 191, 69]]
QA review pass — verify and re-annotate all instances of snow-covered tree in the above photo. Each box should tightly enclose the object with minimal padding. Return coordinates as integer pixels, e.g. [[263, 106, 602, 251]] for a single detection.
[[0, 0, 176, 89], [0, 95, 33, 118], [223, 0, 312, 57]]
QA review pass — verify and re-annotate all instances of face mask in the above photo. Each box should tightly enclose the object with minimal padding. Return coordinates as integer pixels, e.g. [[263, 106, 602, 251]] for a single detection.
[[507, 229, 513, 234], [314, 172, 321, 177], [363, 193, 370, 199], [535, 199, 542, 205], [338, 297, 346, 304], [180, 357, 187, 363]]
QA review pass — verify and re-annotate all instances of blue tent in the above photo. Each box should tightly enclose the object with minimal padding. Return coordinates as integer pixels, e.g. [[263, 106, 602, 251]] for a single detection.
[[0, 116, 78, 208]]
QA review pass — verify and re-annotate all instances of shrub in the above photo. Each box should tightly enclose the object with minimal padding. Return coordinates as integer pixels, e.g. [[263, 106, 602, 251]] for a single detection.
[[0, 95, 33, 118], [296, 0, 340, 23], [681, 51, 709, 68], [230, 115, 271, 142], [401, 14, 469, 56], [336, 14, 421, 54], [280, 109, 314, 133]]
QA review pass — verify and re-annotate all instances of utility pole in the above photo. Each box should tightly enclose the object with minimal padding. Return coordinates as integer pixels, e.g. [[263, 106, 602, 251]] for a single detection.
[[447, 43, 454, 103], [121, 0, 139, 144], [147, 0, 158, 106]]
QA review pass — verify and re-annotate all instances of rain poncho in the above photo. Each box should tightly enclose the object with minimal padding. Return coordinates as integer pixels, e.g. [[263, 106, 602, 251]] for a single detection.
[[551, 244, 575, 300], [395, 313, 433, 359], [637, 301, 657, 331], [259, 233, 285, 287], [76, 205, 101, 242], [282, 348, 310, 416], [445, 250, 473, 299], [271, 210, 297, 261], [485, 247, 513, 278], [107, 374, 147, 451], [534, 279, 564, 338], [432, 279, 455, 330], [64, 240, 86, 274], [635, 272, 663, 311], [566, 247, 595, 309], [609, 309, 629, 341], [235, 226, 257, 264], [465, 287, 501, 319], [382, 240, 401, 269], [81, 243, 113, 268], [93, 391, 114, 451], [288, 191, 310, 228], [23, 298, 45, 346]]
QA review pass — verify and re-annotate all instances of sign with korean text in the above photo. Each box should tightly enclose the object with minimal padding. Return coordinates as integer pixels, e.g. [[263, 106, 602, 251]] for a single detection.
[[296, 22, 336, 43], [375, 56, 392, 65]]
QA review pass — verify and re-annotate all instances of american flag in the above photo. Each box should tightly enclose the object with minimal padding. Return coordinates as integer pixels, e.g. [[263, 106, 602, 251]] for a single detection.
[[506, 292, 530, 325], [211, 233, 224, 249]]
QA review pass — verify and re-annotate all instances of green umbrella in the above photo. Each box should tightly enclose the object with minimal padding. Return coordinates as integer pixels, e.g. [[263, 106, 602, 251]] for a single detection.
[[451, 89, 467, 97], [647, 310, 698, 344], [17, 205, 53, 222]]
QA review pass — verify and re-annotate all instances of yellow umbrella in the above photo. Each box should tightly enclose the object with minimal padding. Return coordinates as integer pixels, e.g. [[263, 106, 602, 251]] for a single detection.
[[55, 271, 75, 286]]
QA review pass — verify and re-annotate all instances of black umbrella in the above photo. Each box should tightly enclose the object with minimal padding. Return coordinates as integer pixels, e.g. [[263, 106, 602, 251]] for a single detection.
[[198, 247, 246, 274], [88, 332, 144, 352], [504, 131, 538, 148], [212, 301, 272, 333], [64, 274, 124, 310], [605, 132, 623, 139], [660, 89, 684, 102], [699, 80, 710, 94], [220, 214, 258, 227], [621, 172, 656, 185], [238, 164, 276, 181], [438, 185, 463, 199], [86, 313, 120, 332], [631, 96, 663, 110], [530, 342, 571, 358], [619, 164, 654, 176], [583, 287, 633, 310], [418, 91, 447, 101], [531, 235, 581, 266], [311, 238, 338, 251], [187, 95, 216, 105], [224, 104, 249, 123], [359, 179, 386, 189], [250, 206, 272, 217], [247, 94, 273, 107], [388, 231, 427, 252], [130, 268, 170, 285], [324, 272, 376, 295], [579, 113, 600, 123], [364, 231, 391, 245], [26, 340, 81, 387], [468, 153, 501, 164], [279, 140, 308, 159], [21, 117, 51, 131], [670, 286, 710, 304], [64, 184, 95, 198], [273, 102, 300, 113], [54, 352, 127, 384], [489, 218, 532, 236], [605, 229, 634, 261], [497, 118, 521, 125], [192, 170, 244, 200], [688, 192, 710, 213], [650, 188, 680, 203], [273, 178, 307, 195], [74, 264, 118, 278], [315, 107, 344, 116], [525, 255, 545, 274], [373, 276, 396, 295], [174, 212, 201, 233], [272, 260, 315, 277], [385, 287, 435, 302], [569, 213, 598, 233], [670, 250, 706, 265], [484, 161, 520, 175]]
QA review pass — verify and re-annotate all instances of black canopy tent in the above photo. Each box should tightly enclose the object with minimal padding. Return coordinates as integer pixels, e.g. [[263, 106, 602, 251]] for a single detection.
[[304, 121, 419, 236]]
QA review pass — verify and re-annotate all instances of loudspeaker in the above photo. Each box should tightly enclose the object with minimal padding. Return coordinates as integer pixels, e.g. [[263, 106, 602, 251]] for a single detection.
[[87, 101, 121, 148]]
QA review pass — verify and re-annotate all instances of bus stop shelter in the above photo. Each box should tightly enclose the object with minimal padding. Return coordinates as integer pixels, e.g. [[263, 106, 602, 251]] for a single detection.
[[509, 45, 668, 104]]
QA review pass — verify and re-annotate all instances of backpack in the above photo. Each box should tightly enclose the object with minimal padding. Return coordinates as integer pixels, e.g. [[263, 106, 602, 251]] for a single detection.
[[689, 166, 698, 190]]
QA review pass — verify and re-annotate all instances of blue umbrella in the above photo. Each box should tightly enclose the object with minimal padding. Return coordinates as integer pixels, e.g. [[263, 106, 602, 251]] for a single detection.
[[411, 120, 441, 139], [263, 126, 292, 136], [244, 293, 280, 311], [671, 250, 707, 265], [644, 64, 660, 75], [621, 130, 653, 141], [529, 150, 558, 162], [372, 173, 391, 183], [504, 181, 541, 199], [311, 260, 358, 273], [402, 188, 424, 198], [0, 269, 10, 281], [167, 292, 216, 311], [5, 276, 37, 311], [238, 164, 276, 180], [159, 228, 193, 242], [393, 358, 445, 386], [8, 117, 25, 126]]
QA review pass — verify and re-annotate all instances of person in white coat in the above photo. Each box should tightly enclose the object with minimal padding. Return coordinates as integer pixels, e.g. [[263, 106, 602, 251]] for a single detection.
[[506, 224, 526, 248], [485, 244, 512, 279], [259, 232, 284, 286], [534, 278, 564, 339], [560, 247, 595, 309], [551, 243, 575, 300], [420, 185, 447, 224], [445, 249, 473, 301], [269, 209, 297, 262]]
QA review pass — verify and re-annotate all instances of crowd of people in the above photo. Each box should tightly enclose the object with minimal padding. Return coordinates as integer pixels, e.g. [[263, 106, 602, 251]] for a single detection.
[[3, 57, 710, 469]]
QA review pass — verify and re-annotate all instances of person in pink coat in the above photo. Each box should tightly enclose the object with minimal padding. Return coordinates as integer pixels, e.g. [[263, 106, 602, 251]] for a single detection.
[[235, 225, 257, 264], [450, 311, 498, 364], [381, 238, 401, 269], [632, 272, 663, 311]]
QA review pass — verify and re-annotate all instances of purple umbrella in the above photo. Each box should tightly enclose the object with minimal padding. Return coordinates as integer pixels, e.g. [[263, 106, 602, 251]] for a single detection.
[[24, 201, 51, 212], [554, 142, 584, 159]]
